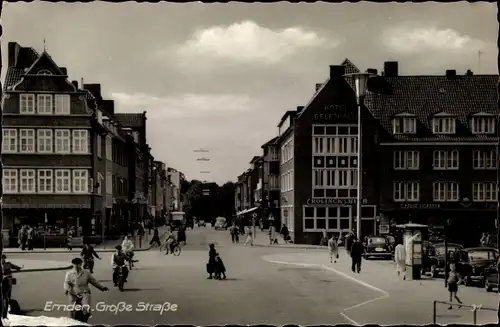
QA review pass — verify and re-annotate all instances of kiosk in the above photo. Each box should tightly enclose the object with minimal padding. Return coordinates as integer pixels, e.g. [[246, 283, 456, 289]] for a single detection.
[[396, 223, 428, 280]]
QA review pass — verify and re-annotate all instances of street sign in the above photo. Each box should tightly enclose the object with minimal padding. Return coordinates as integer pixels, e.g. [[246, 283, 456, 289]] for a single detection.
[[268, 213, 275, 221], [252, 213, 257, 218]]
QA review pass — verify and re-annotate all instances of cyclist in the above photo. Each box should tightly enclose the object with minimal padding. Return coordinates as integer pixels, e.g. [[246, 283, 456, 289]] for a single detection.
[[111, 245, 129, 286], [81, 241, 101, 273], [121, 236, 135, 264], [164, 231, 177, 255]]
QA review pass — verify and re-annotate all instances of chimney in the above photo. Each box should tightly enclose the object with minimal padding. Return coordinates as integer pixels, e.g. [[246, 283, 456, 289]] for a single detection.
[[315, 83, 322, 92], [296, 106, 304, 112], [101, 100, 115, 115], [384, 61, 398, 77], [466, 69, 473, 76], [8, 42, 20, 67], [71, 80, 78, 90], [83, 83, 102, 100], [366, 68, 378, 75], [329, 65, 345, 78], [59, 67, 67, 75], [445, 69, 456, 79]]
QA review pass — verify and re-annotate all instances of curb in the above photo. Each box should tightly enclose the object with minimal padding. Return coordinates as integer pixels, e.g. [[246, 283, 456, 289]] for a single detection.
[[253, 243, 325, 250], [14, 265, 72, 273], [4, 232, 170, 254]]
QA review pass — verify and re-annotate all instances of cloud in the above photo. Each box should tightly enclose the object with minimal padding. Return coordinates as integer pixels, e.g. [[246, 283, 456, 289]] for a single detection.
[[382, 26, 489, 54], [171, 20, 337, 65], [110, 92, 253, 118]]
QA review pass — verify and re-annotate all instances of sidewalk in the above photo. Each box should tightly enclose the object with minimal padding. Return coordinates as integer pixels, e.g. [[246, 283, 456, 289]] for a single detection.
[[10, 259, 70, 273], [4, 226, 171, 254], [262, 251, 498, 325]]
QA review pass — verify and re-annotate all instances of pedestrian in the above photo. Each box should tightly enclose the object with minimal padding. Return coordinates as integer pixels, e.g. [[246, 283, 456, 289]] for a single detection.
[[447, 263, 463, 310], [480, 232, 487, 247], [345, 231, 353, 255], [207, 244, 217, 279], [394, 239, 406, 280], [214, 252, 227, 280], [321, 229, 328, 246], [230, 224, 238, 243], [18, 226, 28, 251], [27, 226, 34, 250], [328, 234, 339, 263], [350, 239, 364, 273], [67, 227, 74, 251], [280, 224, 290, 243], [149, 226, 161, 247], [270, 225, 278, 244], [244, 229, 253, 246]]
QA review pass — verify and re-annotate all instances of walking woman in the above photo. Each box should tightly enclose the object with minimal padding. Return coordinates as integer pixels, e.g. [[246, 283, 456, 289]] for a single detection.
[[207, 244, 217, 279], [244, 229, 253, 246]]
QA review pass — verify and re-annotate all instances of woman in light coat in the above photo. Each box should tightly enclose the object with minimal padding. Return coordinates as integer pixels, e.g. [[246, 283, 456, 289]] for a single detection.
[[394, 239, 406, 280]]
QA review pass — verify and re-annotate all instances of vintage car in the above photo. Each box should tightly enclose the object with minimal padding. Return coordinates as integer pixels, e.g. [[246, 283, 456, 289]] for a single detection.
[[198, 220, 206, 227], [214, 217, 228, 230], [363, 236, 393, 259], [425, 243, 464, 277], [483, 264, 499, 292], [454, 247, 499, 286]]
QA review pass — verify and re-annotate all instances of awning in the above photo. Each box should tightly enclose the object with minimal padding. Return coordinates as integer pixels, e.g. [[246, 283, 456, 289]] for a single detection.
[[246, 207, 259, 214], [237, 209, 247, 216]]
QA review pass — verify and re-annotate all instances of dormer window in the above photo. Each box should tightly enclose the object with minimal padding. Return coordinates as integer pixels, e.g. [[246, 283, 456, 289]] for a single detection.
[[471, 114, 495, 134], [432, 116, 456, 134], [392, 114, 417, 134]]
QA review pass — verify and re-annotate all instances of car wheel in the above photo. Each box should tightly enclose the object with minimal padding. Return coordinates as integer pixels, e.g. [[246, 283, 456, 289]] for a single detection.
[[430, 264, 438, 278], [464, 276, 472, 287], [485, 280, 493, 292]]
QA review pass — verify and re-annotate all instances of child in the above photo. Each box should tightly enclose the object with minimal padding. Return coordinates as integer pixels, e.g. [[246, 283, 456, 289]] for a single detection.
[[447, 263, 463, 310], [214, 253, 227, 280]]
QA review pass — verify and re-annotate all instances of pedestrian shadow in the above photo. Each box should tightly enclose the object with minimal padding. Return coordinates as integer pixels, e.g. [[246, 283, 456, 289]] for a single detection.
[[123, 288, 161, 292], [23, 308, 44, 315], [97, 279, 112, 282], [218, 278, 239, 281]]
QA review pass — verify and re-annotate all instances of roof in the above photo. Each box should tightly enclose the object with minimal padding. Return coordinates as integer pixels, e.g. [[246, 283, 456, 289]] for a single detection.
[[114, 113, 145, 129], [25, 51, 65, 76], [296, 58, 360, 120], [277, 111, 296, 127], [367, 74, 499, 142], [4, 46, 39, 90], [261, 136, 278, 149], [249, 156, 261, 164]]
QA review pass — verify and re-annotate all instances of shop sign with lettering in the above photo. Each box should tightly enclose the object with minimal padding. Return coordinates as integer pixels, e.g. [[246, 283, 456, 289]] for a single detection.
[[400, 203, 441, 209], [313, 104, 356, 122], [306, 198, 368, 205]]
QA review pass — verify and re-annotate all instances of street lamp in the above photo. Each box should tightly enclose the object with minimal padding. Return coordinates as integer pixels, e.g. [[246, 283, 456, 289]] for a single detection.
[[344, 72, 374, 241]]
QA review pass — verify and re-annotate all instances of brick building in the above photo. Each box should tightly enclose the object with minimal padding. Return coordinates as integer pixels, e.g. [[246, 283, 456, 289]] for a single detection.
[[259, 136, 281, 229], [2, 42, 97, 238], [371, 64, 499, 245]]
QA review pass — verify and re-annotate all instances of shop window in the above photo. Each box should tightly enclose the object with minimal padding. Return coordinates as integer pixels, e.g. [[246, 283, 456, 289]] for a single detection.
[[316, 207, 326, 217], [304, 207, 315, 217], [328, 219, 338, 229], [304, 219, 315, 230], [340, 219, 350, 230]]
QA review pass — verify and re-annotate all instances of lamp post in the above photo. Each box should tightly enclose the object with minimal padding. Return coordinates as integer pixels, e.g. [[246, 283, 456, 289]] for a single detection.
[[344, 72, 374, 241], [496, 113, 500, 321]]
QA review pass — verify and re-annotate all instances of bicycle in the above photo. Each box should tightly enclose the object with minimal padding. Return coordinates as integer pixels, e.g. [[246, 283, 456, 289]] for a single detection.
[[162, 241, 182, 256]]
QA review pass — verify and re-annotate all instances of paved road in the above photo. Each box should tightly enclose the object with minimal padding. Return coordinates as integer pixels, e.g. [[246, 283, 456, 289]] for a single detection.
[[12, 227, 378, 325]]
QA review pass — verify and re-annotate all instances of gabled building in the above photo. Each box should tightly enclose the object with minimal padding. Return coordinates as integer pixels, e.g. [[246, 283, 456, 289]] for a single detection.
[[2, 42, 97, 238], [259, 136, 281, 229], [370, 64, 499, 245]]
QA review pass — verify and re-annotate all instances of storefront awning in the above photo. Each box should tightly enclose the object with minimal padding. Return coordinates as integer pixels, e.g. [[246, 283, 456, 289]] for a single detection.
[[246, 207, 259, 214]]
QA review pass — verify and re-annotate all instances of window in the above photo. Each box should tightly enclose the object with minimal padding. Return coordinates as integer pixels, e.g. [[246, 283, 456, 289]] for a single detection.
[[269, 175, 279, 189], [433, 150, 459, 169], [2, 129, 17, 153], [314, 170, 324, 187], [105, 136, 112, 160], [281, 171, 293, 192], [393, 182, 420, 201], [55, 169, 71, 193], [37, 94, 53, 114], [270, 147, 279, 161], [19, 94, 35, 114], [314, 137, 324, 154], [73, 170, 89, 193], [72, 130, 89, 154], [304, 206, 345, 231], [19, 129, 35, 153], [55, 130, 71, 153], [471, 117, 495, 134], [38, 169, 53, 193], [19, 169, 35, 193], [3, 169, 18, 193], [37, 129, 53, 153], [54, 94, 71, 114], [107, 172, 113, 195], [393, 117, 417, 134], [394, 151, 420, 170], [433, 182, 459, 202], [473, 150, 497, 169], [313, 169, 356, 188], [433, 117, 456, 134], [97, 134, 102, 158], [473, 182, 497, 202], [281, 138, 294, 164]]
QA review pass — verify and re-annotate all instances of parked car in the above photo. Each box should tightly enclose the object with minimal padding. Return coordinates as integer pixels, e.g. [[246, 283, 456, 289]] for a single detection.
[[363, 236, 393, 260], [214, 217, 228, 230], [483, 264, 499, 292], [454, 247, 498, 286], [425, 243, 464, 277], [198, 220, 206, 227]]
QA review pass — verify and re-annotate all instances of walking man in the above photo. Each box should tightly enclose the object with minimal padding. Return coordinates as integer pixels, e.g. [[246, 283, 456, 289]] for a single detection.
[[328, 234, 339, 263], [321, 229, 328, 246], [149, 226, 161, 247], [394, 239, 406, 280], [350, 239, 364, 273]]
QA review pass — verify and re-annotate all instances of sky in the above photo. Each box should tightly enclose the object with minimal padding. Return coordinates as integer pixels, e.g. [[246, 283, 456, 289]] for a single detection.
[[1, 2, 497, 185]]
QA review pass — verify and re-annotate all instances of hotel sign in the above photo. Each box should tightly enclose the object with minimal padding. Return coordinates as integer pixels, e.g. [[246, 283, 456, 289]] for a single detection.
[[400, 203, 441, 209], [313, 104, 355, 122], [307, 198, 368, 205]]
